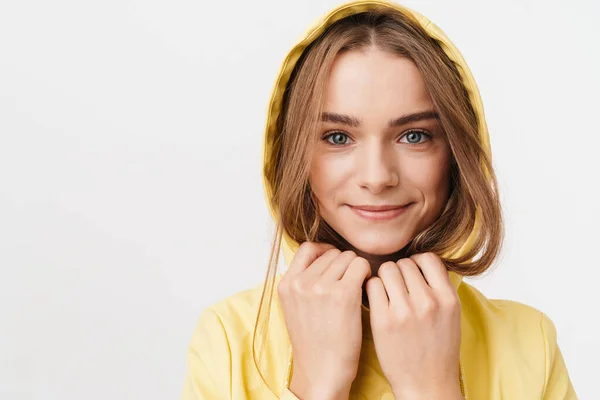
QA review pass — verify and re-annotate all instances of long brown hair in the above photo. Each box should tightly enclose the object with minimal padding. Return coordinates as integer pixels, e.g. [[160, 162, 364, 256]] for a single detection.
[[254, 5, 504, 388]]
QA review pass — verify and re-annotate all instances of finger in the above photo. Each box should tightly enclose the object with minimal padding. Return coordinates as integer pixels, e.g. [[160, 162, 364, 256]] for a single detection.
[[302, 247, 341, 281], [341, 256, 372, 288], [287, 241, 336, 276], [396, 258, 430, 297], [365, 277, 389, 309], [377, 261, 409, 305], [320, 250, 358, 282], [409, 252, 451, 291]]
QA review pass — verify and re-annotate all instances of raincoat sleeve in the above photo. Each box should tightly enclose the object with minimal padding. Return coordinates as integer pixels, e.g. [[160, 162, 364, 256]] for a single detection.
[[181, 307, 300, 400], [541, 312, 578, 399]]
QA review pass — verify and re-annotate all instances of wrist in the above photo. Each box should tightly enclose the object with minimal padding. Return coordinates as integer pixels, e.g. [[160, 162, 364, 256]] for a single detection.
[[289, 374, 351, 400], [288, 385, 350, 400], [391, 384, 463, 400]]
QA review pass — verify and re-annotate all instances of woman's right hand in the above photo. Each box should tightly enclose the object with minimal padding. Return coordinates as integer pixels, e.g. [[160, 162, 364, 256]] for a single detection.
[[277, 241, 372, 400]]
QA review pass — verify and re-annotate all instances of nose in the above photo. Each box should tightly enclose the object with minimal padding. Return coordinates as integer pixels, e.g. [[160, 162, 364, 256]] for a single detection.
[[356, 142, 399, 193]]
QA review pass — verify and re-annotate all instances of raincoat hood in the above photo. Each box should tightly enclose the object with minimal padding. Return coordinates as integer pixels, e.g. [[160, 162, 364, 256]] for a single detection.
[[261, 0, 490, 281]]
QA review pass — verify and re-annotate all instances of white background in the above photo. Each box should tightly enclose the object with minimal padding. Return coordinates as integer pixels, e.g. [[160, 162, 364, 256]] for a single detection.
[[1, 0, 598, 398]]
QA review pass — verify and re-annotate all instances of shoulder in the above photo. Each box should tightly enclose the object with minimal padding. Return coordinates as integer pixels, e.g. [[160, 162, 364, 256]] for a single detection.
[[487, 296, 559, 351], [457, 281, 576, 397], [458, 281, 553, 362], [195, 276, 273, 336], [458, 280, 550, 328], [191, 273, 287, 349], [184, 274, 290, 398], [459, 281, 561, 371]]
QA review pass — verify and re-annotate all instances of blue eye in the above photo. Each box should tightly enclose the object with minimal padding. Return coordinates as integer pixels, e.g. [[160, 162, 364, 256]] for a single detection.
[[400, 130, 431, 144], [321, 129, 432, 146], [322, 131, 352, 146]]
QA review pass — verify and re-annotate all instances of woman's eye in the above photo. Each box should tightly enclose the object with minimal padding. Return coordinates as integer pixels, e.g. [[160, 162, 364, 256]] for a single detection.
[[322, 130, 431, 146], [323, 131, 351, 146], [400, 130, 431, 144]]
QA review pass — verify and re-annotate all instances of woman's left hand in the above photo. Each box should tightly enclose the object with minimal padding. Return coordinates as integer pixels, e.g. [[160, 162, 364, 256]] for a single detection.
[[365, 252, 463, 400]]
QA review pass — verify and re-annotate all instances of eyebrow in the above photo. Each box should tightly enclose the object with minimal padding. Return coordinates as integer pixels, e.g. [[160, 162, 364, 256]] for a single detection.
[[320, 110, 440, 128]]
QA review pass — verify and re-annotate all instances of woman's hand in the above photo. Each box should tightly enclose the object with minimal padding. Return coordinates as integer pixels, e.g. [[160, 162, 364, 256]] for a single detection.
[[365, 252, 463, 399], [278, 242, 372, 400]]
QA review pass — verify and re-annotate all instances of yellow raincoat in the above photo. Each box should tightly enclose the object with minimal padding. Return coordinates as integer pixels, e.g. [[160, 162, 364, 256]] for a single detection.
[[182, 1, 577, 398]]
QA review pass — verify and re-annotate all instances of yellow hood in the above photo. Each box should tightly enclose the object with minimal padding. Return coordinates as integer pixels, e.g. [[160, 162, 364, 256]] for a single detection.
[[261, 0, 491, 274]]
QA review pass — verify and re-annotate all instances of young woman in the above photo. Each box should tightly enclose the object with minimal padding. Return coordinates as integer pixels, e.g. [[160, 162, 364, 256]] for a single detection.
[[182, 1, 577, 399]]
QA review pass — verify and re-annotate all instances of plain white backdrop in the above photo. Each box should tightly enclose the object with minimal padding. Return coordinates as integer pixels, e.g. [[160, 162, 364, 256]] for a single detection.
[[1, 0, 598, 398]]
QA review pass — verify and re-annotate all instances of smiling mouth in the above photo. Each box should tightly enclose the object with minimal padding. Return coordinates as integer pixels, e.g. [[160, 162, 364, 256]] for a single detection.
[[348, 203, 413, 220]]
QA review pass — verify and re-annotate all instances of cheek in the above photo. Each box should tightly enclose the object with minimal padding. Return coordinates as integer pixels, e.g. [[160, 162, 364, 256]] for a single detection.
[[402, 153, 451, 199], [309, 155, 352, 206]]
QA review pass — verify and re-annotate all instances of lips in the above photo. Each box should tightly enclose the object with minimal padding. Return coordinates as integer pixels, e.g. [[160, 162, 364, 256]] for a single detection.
[[350, 204, 410, 211], [349, 203, 413, 220]]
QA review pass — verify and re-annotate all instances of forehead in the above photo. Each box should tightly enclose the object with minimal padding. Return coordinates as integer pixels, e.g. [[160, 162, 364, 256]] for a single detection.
[[323, 49, 434, 123]]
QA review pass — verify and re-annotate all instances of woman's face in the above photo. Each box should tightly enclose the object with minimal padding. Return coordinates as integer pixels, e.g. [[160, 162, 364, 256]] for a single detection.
[[309, 47, 452, 256]]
